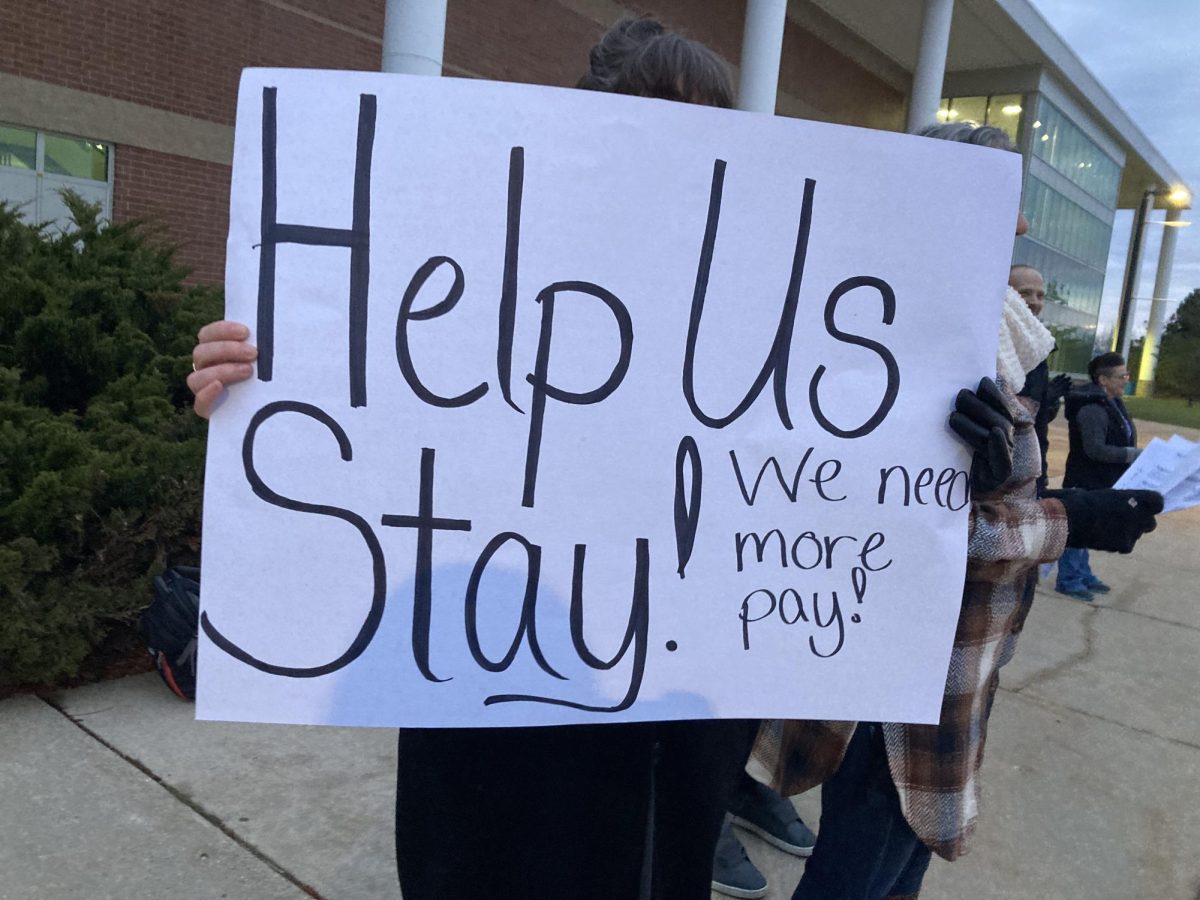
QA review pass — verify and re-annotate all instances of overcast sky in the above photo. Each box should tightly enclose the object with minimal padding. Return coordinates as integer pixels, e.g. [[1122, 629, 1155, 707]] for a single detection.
[[1029, 0, 1200, 339]]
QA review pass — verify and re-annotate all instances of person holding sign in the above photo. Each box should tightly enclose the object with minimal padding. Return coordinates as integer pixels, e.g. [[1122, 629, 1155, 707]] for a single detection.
[[761, 124, 1163, 900], [189, 17, 762, 900]]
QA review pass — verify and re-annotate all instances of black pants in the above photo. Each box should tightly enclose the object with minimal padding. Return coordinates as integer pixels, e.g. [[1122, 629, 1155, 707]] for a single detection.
[[396, 719, 758, 899], [792, 724, 932, 900]]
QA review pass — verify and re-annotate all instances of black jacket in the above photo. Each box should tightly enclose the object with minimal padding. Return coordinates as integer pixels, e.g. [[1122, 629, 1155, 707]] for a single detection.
[[1018, 360, 1061, 495], [1062, 383, 1137, 489]]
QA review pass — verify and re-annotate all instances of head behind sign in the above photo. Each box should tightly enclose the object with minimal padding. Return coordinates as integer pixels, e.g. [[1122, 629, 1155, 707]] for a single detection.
[[577, 16, 734, 109], [1008, 264, 1046, 316], [918, 123, 1029, 237]]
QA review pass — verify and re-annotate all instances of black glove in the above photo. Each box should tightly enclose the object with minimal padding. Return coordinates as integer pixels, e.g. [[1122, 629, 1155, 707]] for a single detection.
[[1043, 489, 1164, 553], [948, 377, 1014, 495], [1045, 373, 1073, 407]]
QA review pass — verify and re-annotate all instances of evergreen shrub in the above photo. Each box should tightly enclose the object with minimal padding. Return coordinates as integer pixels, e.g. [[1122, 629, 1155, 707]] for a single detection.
[[0, 194, 220, 687]]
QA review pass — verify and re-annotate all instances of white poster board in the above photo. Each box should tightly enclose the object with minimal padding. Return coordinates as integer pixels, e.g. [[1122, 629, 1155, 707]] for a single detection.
[[198, 69, 1022, 728]]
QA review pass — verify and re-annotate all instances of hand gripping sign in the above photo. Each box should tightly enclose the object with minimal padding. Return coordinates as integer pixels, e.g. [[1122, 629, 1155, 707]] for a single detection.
[[198, 69, 1021, 728]]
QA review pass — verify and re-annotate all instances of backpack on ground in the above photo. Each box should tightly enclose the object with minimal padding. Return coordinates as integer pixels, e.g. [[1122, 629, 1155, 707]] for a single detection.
[[140, 565, 200, 700]]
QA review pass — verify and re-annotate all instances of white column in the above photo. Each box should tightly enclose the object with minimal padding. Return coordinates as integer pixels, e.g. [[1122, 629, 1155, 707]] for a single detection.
[[1116, 189, 1156, 359], [905, 0, 954, 133], [1135, 207, 1184, 395], [382, 0, 448, 75], [737, 0, 788, 113]]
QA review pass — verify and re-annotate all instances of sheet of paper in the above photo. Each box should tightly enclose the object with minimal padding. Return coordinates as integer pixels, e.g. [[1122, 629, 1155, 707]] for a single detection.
[[1161, 443, 1200, 512], [197, 69, 1023, 728]]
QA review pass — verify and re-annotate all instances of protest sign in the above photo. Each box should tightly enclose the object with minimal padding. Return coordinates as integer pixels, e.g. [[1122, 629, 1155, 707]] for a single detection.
[[198, 69, 1022, 728]]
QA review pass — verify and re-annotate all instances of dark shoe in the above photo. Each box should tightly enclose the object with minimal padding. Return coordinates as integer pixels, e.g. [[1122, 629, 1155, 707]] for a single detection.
[[1056, 587, 1094, 602], [1087, 580, 1111, 594], [712, 818, 768, 899], [728, 777, 817, 857]]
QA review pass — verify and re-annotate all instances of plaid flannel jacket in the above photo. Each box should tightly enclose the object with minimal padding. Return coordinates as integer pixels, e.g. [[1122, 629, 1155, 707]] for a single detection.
[[760, 379, 1068, 861]]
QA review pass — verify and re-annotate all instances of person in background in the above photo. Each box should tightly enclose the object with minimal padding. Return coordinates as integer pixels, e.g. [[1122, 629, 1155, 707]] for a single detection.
[[759, 124, 1162, 900], [189, 18, 758, 900], [1054, 351, 1142, 601], [1010, 264, 1073, 496]]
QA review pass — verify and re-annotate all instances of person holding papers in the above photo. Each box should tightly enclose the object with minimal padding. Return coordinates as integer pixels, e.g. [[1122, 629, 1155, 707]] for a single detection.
[[760, 125, 1163, 900], [1054, 352, 1141, 601]]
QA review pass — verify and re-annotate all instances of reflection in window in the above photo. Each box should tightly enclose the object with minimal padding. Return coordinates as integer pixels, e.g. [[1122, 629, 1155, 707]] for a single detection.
[[1029, 98, 1120, 205], [937, 93, 1022, 143], [0, 125, 36, 170], [1021, 176, 1112, 270], [44, 134, 109, 181], [1014, 229, 1111, 374]]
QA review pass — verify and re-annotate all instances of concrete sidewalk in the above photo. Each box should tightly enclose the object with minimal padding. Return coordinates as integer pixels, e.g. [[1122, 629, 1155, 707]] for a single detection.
[[2, 418, 1198, 900]]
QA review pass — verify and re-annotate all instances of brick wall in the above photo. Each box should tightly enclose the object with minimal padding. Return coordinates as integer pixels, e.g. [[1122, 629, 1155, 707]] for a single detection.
[[0, 0, 382, 126], [113, 146, 231, 284], [1, 0, 904, 283]]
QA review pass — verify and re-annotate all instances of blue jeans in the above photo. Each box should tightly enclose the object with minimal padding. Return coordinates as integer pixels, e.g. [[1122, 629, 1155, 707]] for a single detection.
[[1056, 547, 1096, 592], [792, 724, 932, 900]]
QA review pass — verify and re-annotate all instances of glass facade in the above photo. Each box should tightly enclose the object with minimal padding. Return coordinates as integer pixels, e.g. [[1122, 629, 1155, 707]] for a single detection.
[[1030, 98, 1121, 206], [937, 93, 1023, 143], [937, 91, 1124, 374], [1014, 97, 1122, 374]]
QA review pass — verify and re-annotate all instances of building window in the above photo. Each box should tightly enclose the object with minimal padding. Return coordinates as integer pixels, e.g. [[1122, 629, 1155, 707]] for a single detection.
[[1016, 175, 1115, 374], [0, 125, 37, 170], [43, 134, 109, 182], [0, 123, 113, 229], [1029, 98, 1121, 206], [937, 93, 1023, 143]]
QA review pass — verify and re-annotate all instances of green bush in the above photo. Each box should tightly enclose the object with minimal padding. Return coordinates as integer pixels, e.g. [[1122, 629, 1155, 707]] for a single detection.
[[1156, 288, 1200, 404], [0, 195, 221, 687]]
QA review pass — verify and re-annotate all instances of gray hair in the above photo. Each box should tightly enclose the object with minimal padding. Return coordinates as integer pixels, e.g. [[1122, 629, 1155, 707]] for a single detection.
[[917, 123, 1017, 153]]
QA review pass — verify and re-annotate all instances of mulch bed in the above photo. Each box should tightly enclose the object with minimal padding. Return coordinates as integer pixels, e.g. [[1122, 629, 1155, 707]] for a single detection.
[[0, 622, 156, 701]]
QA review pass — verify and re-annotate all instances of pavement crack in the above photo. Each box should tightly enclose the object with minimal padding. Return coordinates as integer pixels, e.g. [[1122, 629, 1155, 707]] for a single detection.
[[1009, 604, 1099, 693], [1001, 690, 1200, 753], [1101, 603, 1200, 633], [39, 695, 326, 900]]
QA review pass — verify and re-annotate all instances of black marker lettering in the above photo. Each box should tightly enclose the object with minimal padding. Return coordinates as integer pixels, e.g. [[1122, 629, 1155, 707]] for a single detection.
[[200, 401, 385, 677], [809, 276, 900, 438], [683, 163, 815, 429], [522, 281, 633, 508], [380, 448, 472, 684], [486, 538, 650, 713], [395, 256, 488, 408], [497, 147, 524, 412], [257, 88, 375, 407], [464, 532, 563, 678]]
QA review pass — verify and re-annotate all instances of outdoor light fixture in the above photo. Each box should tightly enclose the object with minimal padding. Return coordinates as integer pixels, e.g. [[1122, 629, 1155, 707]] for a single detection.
[[1167, 186, 1192, 206]]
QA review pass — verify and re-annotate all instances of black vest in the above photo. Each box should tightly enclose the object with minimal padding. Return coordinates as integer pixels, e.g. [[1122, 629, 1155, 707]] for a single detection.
[[1063, 384, 1136, 489]]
